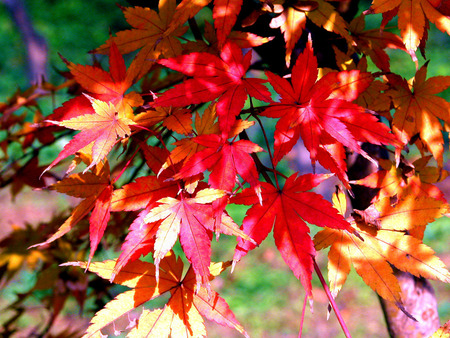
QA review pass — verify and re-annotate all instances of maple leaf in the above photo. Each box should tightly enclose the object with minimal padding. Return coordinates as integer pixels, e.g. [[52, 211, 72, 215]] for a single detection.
[[314, 217, 450, 305], [351, 157, 449, 202], [94, 0, 188, 77], [365, 0, 450, 53], [64, 251, 248, 337], [111, 175, 179, 212], [184, 20, 273, 55], [140, 143, 172, 175], [153, 41, 272, 134], [32, 160, 112, 264], [364, 195, 450, 232], [167, 0, 212, 35], [9, 157, 49, 198], [0, 224, 48, 283], [262, 41, 398, 184], [334, 55, 393, 116], [109, 175, 179, 278], [168, 0, 246, 48], [62, 41, 143, 114], [231, 173, 353, 296], [348, 14, 408, 71], [172, 128, 263, 193], [45, 95, 95, 125], [44, 42, 143, 131], [144, 188, 253, 285], [430, 319, 450, 338], [315, 187, 450, 305], [160, 102, 220, 172], [213, 0, 243, 47], [387, 64, 450, 167], [268, 0, 352, 66], [43, 95, 136, 174], [112, 209, 159, 281]]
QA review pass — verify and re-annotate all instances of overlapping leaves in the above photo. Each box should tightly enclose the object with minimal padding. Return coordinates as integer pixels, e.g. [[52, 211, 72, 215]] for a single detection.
[[314, 189, 450, 305], [262, 40, 399, 185], [3, 0, 449, 336], [64, 251, 248, 337]]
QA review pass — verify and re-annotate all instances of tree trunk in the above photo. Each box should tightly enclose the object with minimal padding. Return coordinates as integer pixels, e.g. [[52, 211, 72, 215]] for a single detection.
[[379, 271, 440, 337]]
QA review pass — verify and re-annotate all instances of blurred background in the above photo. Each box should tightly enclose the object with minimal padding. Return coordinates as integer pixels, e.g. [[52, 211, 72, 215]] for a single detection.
[[0, 0, 449, 337]]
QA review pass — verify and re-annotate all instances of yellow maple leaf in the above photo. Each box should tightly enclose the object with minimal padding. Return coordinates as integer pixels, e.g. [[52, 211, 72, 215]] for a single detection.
[[314, 189, 450, 305], [431, 319, 450, 338], [56, 95, 135, 172]]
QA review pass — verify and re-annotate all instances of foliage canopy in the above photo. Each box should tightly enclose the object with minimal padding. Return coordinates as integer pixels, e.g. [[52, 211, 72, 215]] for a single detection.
[[1, 0, 450, 336]]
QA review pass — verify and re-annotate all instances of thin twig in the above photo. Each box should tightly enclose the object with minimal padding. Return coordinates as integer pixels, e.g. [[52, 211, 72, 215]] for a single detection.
[[298, 293, 308, 338], [313, 258, 352, 338]]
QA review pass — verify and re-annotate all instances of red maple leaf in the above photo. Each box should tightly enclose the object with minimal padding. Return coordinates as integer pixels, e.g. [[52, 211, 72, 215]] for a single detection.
[[231, 173, 353, 296], [144, 188, 252, 285], [153, 41, 272, 134], [111, 208, 159, 281], [262, 40, 398, 184], [168, 0, 245, 48], [173, 132, 263, 192]]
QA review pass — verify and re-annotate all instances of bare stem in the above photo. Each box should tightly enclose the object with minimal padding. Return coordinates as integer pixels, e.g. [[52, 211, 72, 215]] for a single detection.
[[313, 258, 352, 338], [298, 293, 308, 338]]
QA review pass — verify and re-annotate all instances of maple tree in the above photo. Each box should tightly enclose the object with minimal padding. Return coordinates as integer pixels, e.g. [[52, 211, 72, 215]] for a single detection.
[[1, 0, 449, 336]]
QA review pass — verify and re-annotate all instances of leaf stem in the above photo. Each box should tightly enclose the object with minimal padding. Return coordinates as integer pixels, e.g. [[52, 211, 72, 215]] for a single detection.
[[298, 293, 308, 338], [313, 258, 352, 338], [251, 110, 281, 190]]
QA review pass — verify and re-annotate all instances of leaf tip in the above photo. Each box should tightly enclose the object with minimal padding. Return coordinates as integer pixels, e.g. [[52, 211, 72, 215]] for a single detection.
[[351, 230, 364, 242], [231, 259, 238, 273]]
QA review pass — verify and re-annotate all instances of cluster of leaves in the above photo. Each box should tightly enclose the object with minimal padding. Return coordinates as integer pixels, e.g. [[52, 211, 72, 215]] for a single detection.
[[1, 0, 450, 336]]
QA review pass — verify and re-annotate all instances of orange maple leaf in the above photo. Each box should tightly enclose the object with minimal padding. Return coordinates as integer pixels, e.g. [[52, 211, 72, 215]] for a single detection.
[[369, 195, 450, 232], [314, 189, 450, 306], [168, 0, 248, 48], [63, 251, 249, 337], [268, 0, 352, 66], [351, 157, 449, 202], [365, 0, 450, 53], [348, 14, 408, 71], [63, 41, 143, 114], [159, 103, 220, 173], [184, 20, 273, 54], [32, 159, 112, 264], [94, 0, 188, 77], [315, 222, 450, 303], [387, 64, 450, 167]]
